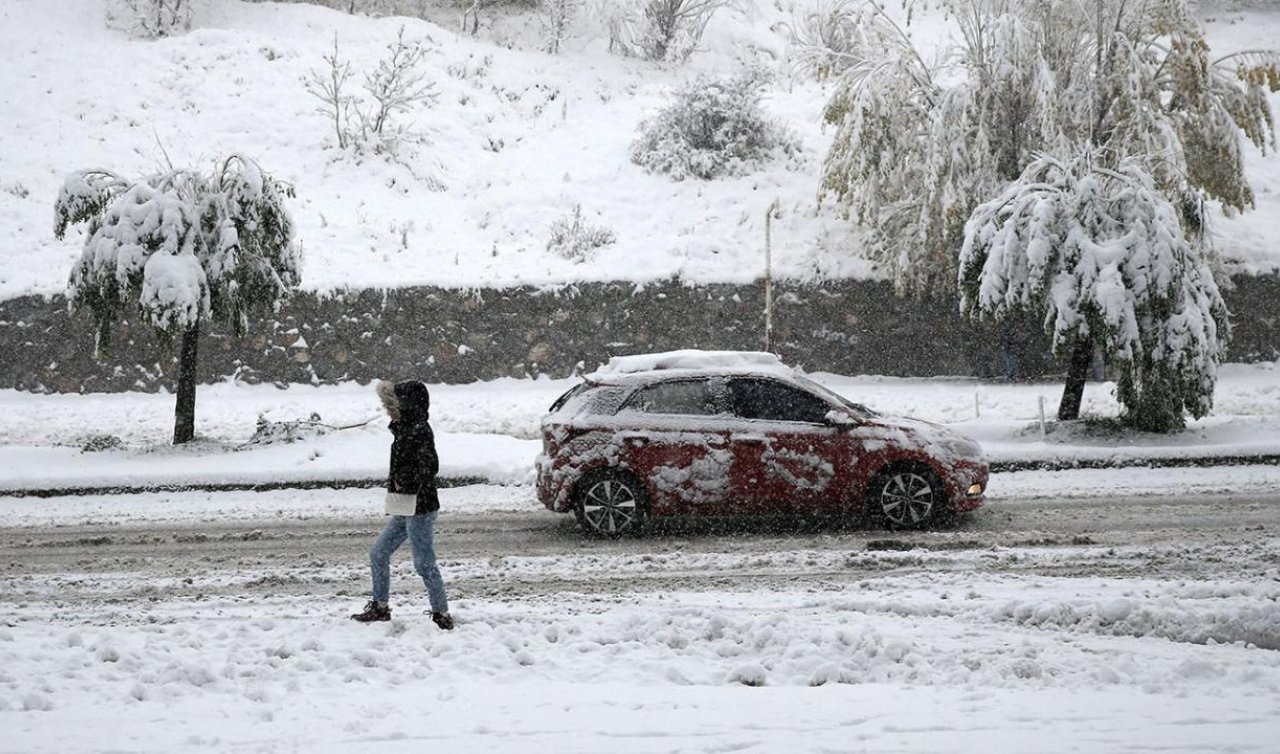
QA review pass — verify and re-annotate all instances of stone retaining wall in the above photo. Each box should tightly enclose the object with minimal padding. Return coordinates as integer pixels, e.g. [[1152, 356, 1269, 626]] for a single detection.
[[1, 276, 1276, 392]]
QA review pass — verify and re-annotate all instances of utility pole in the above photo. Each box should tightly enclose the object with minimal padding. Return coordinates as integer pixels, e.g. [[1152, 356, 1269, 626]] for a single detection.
[[764, 198, 779, 353]]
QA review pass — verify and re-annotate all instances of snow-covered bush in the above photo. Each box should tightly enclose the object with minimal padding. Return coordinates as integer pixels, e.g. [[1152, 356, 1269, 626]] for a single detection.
[[546, 205, 616, 260], [53, 156, 301, 444], [80, 434, 125, 452], [304, 27, 439, 160], [105, 0, 192, 38], [606, 0, 730, 62], [959, 152, 1230, 432], [631, 70, 797, 181]]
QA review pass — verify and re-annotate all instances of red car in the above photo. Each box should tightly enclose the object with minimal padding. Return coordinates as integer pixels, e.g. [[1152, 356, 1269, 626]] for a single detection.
[[536, 350, 987, 536]]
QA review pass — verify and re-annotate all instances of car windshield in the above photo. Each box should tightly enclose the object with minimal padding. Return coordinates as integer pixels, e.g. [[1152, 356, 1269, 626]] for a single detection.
[[548, 383, 629, 417], [791, 375, 878, 420]]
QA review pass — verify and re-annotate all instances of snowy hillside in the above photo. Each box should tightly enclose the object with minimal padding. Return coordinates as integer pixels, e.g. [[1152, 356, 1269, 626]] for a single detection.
[[1, 0, 1278, 301]]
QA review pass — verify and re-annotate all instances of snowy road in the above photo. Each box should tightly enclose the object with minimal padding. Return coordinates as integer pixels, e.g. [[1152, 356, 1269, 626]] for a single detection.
[[3, 487, 1277, 604]]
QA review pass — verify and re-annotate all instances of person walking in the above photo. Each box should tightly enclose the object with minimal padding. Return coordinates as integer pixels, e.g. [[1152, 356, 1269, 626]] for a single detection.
[[351, 380, 453, 630]]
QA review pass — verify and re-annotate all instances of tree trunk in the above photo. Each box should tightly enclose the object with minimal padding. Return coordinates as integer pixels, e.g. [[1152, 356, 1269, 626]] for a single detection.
[[173, 322, 200, 444], [1058, 334, 1093, 421]]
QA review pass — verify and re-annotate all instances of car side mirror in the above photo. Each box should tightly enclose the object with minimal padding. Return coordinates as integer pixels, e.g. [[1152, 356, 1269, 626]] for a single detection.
[[824, 410, 859, 427]]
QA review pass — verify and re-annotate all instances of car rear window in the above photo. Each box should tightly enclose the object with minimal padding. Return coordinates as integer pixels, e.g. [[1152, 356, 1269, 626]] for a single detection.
[[548, 383, 628, 418]]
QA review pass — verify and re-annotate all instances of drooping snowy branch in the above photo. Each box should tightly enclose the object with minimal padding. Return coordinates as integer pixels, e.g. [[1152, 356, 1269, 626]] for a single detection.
[[204, 155, 302, 335], [53, 170, 130, 240]]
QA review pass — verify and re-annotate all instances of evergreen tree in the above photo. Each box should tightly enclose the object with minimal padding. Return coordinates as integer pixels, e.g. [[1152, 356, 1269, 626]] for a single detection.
[[54, 156, 301, 444]]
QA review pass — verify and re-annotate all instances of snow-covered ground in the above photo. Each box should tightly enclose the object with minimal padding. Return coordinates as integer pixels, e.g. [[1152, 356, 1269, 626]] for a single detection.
[[3, 488, 1279, 753], [2, 0, 1278, 303], [3, 574, 1278, 753]]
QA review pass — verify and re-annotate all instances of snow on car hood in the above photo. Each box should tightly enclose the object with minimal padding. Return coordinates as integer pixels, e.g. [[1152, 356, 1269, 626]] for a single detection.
[[853, 414, 985, 464]]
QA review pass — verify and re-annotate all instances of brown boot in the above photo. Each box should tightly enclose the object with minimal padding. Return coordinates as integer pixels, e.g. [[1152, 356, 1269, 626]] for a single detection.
[[351, 600, 391, 622], [430, 611, 454, 630]]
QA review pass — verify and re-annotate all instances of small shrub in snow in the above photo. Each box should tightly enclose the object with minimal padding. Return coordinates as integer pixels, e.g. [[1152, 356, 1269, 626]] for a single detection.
[[105, 0, 192, 38], [80, 434, 125, 453], [606, 0, 731, 62], [726, 663, 767, 686], [304, 27, 439, 160], [546, 205, 616, 260], [630, 70, 797, 181]]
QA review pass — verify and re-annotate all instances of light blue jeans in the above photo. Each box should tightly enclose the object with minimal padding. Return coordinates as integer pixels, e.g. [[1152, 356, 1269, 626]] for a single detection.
[[369, 511, 449, 613]]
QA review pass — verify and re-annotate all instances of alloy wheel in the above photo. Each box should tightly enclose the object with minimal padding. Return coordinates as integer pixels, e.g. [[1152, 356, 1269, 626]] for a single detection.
[[580, 478, 640, 536], [879, 471, 936, 527]]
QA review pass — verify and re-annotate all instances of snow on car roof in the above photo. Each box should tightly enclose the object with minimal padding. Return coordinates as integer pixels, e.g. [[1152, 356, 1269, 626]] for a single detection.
[[587, 350, 795, 381]]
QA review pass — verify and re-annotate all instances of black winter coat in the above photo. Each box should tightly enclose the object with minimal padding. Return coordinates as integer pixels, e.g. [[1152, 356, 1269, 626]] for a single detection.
[[387, 380, 440, 515]]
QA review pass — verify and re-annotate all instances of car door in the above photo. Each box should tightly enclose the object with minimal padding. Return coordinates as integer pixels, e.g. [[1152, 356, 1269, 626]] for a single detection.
[[614, 377, 735, 514], [725, 377, 851, 515]]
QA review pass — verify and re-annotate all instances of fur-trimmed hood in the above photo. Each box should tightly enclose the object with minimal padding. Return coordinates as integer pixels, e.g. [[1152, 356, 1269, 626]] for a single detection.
[[377, 380, 430, 425]]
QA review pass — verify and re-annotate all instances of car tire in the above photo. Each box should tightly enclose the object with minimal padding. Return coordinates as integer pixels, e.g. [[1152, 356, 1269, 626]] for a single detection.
[[573, 470, 649, 538], [867, 464, 946, 530]]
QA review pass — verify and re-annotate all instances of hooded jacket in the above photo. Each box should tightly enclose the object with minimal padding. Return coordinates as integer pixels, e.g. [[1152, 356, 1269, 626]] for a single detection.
[[384, 380, 440, 515]]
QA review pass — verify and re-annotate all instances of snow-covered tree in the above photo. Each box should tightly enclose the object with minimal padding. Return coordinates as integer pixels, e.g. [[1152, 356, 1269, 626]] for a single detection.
[[54, 156, 301, 444], [817, 0, 1279, 299], [105, 0, 193, 38], [818, 0, 1277, 428], [631, 69, 798, 180], [960, 151, 1229, 431], [540, 0, 582, 54]]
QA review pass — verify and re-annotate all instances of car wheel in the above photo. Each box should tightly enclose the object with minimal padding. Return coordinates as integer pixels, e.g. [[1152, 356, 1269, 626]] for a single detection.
[[868, 465, 944, 530], [574, 470, 648, 538]]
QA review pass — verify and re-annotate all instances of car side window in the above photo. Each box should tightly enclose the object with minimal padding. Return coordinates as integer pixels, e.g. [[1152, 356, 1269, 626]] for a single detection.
[[624, 379, 721, 416], [729, 378, 831, 424]]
